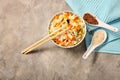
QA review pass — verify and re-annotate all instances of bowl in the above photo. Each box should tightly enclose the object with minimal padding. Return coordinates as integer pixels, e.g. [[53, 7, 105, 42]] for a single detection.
[[48, 11, 86, 48]]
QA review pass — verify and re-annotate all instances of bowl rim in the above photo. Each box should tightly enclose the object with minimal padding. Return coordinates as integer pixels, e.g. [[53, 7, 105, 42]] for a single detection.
[[48, 11, 86, 48]]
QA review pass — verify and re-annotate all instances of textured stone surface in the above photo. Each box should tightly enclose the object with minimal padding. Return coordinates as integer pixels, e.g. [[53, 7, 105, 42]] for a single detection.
[[0, 0, 120, 80]]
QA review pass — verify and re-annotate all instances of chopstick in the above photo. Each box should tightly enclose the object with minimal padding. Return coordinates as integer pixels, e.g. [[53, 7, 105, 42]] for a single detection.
[[21, 22, 69, 54]]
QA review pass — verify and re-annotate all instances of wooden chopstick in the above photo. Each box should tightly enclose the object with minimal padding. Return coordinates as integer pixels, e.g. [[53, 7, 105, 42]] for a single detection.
[[21, 22, 69, 54]]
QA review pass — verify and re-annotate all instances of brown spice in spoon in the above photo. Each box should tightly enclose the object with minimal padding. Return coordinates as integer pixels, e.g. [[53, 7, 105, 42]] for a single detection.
[[83, 13, 98, 25]]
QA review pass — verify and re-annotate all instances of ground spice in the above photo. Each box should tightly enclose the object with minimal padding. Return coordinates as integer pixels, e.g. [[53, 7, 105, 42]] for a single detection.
[[83, 13, 98, 25], [92, 30, 105, 46]]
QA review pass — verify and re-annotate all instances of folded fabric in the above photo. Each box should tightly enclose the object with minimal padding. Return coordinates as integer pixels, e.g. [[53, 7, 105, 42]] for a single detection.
[[66, 0, 120, 54]]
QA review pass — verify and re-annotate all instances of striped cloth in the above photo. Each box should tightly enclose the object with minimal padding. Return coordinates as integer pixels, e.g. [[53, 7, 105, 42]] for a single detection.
[[66, 0, 120, 54]]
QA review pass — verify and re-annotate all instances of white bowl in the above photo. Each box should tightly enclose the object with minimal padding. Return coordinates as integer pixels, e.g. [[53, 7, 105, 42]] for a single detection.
[[48, 11, 86, 48]]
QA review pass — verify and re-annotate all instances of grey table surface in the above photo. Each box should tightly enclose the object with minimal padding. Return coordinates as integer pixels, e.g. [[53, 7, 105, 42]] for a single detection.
[[0, 0, 120, 80]]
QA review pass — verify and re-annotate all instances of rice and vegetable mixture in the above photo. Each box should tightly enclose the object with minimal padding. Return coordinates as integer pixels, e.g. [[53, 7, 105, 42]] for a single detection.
[[49, 12, 85, 47]]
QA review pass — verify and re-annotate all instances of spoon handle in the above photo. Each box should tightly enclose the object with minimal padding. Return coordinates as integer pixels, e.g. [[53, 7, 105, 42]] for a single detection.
[[82, 45, 95, 59], [100, 22, 118, 32]]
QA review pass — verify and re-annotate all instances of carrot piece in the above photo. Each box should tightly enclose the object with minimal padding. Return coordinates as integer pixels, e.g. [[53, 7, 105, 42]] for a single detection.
[[59, 41, 65, 46], [64, 12, 70, 18], [62, 12, 70, 19], [73, 16, 81, 23], [53, 38, 61, 44], [71, 37, 75, 41], [75, 26, 80, 31], [69, 24, 73, 29], [54, 15, 59, 19], [73, 17, 78, 21]]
